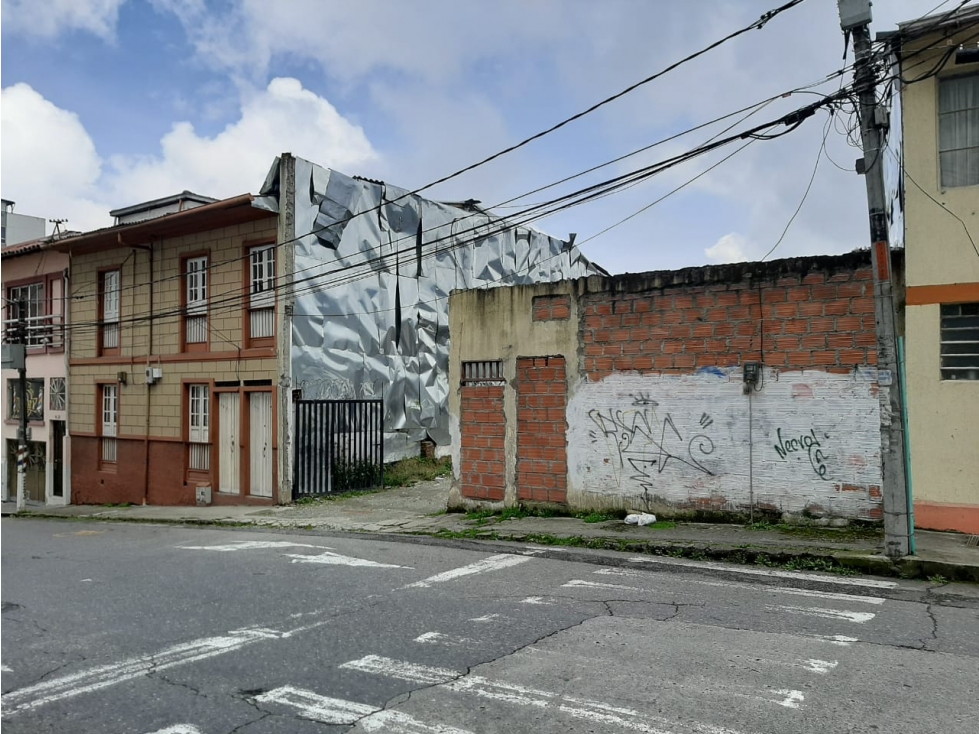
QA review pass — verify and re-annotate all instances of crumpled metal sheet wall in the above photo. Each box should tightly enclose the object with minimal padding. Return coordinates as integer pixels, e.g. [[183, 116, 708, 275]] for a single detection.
[[284, 157, 602, 460]]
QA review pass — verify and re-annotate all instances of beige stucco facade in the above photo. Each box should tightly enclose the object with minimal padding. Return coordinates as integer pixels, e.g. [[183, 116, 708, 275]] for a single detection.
[[899, 18, 979, 533], [65, 203, 285, 506]]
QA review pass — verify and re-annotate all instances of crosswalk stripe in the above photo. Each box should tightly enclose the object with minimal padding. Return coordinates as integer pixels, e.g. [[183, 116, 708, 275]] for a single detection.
[[767, 605, 876, 623], [359, 709, 477, 733], [404, 554, 530, 589], [254, 686, 377, 724], [562, 579, 639, 590], [340, 655, 752, 734], [594, 568, 887, 605], [285, 551, 408, 568], [414, 632, 473, 646], [626, 557, 898, 589]]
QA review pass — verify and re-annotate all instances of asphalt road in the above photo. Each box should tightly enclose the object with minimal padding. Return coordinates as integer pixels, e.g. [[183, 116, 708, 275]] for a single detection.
[[2, 518, 977, 734]]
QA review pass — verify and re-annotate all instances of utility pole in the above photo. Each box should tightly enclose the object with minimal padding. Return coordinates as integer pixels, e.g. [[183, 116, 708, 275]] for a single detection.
[[838, 0, 911, 558], [15, 299, 29, 512]]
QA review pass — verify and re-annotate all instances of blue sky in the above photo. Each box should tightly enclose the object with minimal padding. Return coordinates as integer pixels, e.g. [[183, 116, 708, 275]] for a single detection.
[[0, 0, 959, 273]]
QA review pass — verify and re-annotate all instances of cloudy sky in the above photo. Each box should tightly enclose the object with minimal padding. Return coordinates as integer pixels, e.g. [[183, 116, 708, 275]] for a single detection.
[[0, 0, 959, 273]]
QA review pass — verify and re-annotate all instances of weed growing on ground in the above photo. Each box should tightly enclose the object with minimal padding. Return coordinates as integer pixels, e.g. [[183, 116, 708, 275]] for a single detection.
[[927, 574, 949, 585], [383, 456, 452, 487]]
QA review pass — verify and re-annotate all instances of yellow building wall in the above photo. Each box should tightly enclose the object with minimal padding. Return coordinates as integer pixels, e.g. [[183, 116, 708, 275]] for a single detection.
[[901, 29, 979, 533]]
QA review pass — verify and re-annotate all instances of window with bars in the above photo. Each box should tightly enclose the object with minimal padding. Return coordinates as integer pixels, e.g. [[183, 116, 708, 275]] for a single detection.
[[939, 73, 979, 188], [7, 282, 45, 346], [461, 360, 505, 385], [6, 378, 44, 421], [940, 303, 979, 380], [249, 245, 275, 339], [188, 384, 210, 471], [101, 384, 118, 464], [100, 270, 120, 353], [185, 256, 208, 345]]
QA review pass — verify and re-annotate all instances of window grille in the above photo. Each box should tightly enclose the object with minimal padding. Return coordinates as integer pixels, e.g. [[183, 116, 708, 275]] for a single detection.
[[461, 360, 505, 385], [940, 302, 979, 380]]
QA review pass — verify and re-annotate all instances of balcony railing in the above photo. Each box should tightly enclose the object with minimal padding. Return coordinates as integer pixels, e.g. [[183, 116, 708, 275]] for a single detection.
[[2, 314, 64, 350]]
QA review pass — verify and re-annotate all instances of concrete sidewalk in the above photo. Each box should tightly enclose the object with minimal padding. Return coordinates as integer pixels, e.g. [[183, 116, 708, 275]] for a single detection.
[[4, 477, 978, 581]]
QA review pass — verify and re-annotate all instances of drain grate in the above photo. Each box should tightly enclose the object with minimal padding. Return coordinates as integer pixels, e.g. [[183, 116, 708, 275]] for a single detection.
[[966, 535, 979, 548]]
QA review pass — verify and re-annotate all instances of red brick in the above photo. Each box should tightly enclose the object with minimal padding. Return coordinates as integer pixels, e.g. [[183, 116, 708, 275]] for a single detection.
[[809, 317, 835, 333], [787, 286, 812, 302], [654, 356, 673, 369], [735, 321, 756, 336], [673, 295, 694, 309], [634, 299, 653, 313], [798, 302, 823, 317], [812, 351, 837, 365], [812, 284, 838, 300], [828, 272, 852, 282], [823, 301, 850, 316], [827, 333, 854, 349], [663, 341, 683, 354], [854, 332, 877, 347], [802, 272, 826, 284], [850, 297, 875, 314], [740, 291, 761, 306], [707, 307, 728, 322], [854, 269, 874, 280], [773, 303, 798, 318], [801, 334, 826, 349], [839, 350, 866, 365], [674, 354, 695, 369], [764, 290, 787, 303], [776, 336, 801, 351], [662, 311, 683, 325], [715, 292, 739, 306], [838, 283, 866, 298], [788, 351, 812, 366], [727, 306, 751, 320], [836, 316, 862, 332], [551, 304, 570, 319], [730, 336, 754, 351], [714, 322, 736, 337], [633, 356, 653, 371], [692, 323, 714, 338], [670, 324, 692, 339]]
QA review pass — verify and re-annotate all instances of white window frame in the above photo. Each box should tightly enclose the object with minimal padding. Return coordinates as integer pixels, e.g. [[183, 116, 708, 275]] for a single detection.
[[185, 256, 208, 344], [101, 384, 118, 463], [8, 282, 45, 346], [188, 384, 210, 471], [249, 245, 275, 339], [938, 72, 979, 189], [102, 269, 120, 349]]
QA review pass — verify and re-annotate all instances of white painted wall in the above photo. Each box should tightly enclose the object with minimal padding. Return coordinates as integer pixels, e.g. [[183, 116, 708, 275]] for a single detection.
[[566, 367, 884, 520]]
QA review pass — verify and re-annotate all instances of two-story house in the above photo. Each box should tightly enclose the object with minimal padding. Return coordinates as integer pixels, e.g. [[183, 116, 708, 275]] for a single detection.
[[890, 6, 979, 534], [2, 236, 70, 504]]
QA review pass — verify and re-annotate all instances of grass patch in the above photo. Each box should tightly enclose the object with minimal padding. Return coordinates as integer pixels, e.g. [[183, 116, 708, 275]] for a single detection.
[[746, 521, 880, 542], [927, 574, 949, 586], [383, 456, 452, 487], [293, 488, 382, 505], [575, 512, 617, 524]]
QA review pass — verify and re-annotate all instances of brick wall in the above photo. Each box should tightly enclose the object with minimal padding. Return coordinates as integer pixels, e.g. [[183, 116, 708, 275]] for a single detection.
[[516, 356, 568, 504], [580, 267, 877, 382], [460, 385, 506, 501], [533, 294, 571, 322]]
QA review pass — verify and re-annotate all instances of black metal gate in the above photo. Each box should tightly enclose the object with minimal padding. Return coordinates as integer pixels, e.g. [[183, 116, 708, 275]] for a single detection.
[[293, 399, 384, 499]]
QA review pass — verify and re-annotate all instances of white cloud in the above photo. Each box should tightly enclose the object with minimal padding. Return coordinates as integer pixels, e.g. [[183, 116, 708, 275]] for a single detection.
[[105, 77, 377, 205], [0, 0, 127, 40], [0, 84, 107, 231], [0, 79, 379, 232], [705, 232, 752, 264]]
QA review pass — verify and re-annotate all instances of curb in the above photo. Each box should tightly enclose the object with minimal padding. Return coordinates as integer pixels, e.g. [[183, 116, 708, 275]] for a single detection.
[[9, 510, 978, 583]]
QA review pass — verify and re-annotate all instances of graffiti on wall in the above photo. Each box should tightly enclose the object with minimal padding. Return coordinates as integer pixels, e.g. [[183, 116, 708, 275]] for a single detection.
[[773, 428, 830, 480], [587, 393, 715, 508]]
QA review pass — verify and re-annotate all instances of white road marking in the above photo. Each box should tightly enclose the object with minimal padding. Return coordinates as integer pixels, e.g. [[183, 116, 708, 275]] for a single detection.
[[773, 690, 805, 709], [1, 664, 12, 673], [562, 579, 639, 591], [340, 655, 458, 685], [145, 726, 203, 734], [519, 596, 552, 605], [470, 613, 503, 622], [404, 554, 530, 588], [344, 656, 751, 734], [414, 631, 473, 646], [285, 551, 408, 569], [254, 686, 377, 724], [803, 659, 839, 674], [808, 634, 859, 646], [595, 568, 887, 605], [1, 613, 338, 717], [359, 709, 477, 733], [178, 540, 329, 552], [768, 605, 876, 623], [626, 557, 898, 589]]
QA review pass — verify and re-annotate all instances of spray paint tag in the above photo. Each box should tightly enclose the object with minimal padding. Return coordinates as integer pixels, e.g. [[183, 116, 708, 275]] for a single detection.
[[877, 370, 893, 386]]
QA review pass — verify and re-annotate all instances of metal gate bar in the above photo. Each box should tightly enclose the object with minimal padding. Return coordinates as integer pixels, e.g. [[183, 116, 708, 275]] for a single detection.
[[293, 399, 383, 499]]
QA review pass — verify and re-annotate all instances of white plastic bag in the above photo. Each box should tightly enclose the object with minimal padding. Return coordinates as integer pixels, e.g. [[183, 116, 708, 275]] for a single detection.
[[624, 513, 657, 526]]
